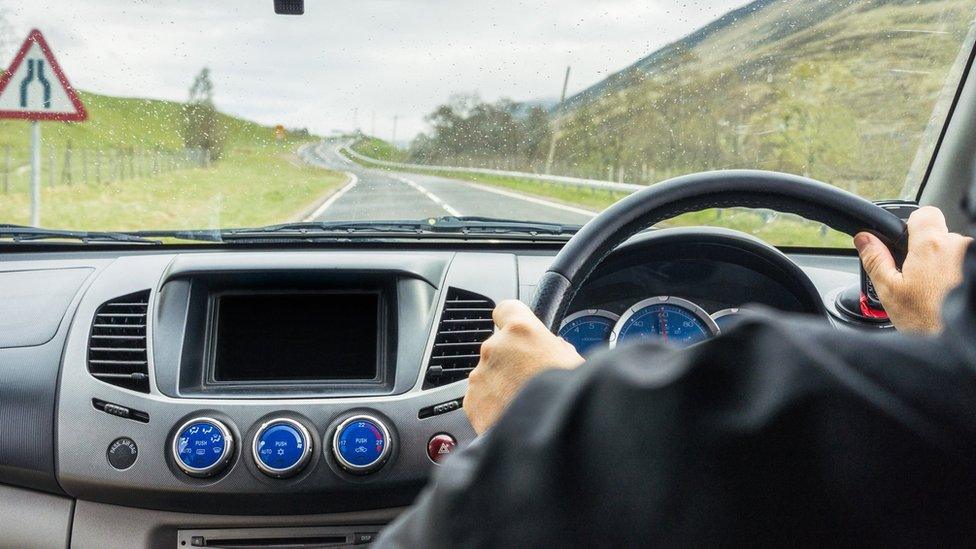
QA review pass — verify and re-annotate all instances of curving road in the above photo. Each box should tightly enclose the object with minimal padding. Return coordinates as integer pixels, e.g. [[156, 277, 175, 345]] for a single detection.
[[299, 140, 595, 225]]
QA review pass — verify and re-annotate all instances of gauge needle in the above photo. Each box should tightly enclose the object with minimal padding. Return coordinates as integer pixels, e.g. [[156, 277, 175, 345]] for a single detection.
[[658, 308, 668, 341]]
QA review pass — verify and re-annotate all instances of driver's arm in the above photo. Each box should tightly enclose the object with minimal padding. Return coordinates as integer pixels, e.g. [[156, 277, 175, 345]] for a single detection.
[[461, 206, 971, 435], [375, 206, 975, 546]]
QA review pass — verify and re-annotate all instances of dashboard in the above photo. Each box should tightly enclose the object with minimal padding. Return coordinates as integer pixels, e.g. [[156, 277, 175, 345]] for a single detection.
[[0, 228, 870, 547]]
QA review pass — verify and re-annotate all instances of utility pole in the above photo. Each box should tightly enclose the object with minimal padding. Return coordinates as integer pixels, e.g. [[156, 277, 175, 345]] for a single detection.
[[392, 114, 398, 145], [353, 108, 359, 133], [545, 65, 571, 175], [371, 111, 376, 136]]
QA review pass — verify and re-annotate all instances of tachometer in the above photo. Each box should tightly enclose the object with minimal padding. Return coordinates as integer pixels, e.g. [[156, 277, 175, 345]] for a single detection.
[[611, 296, 717, 349], [558, 310, 620, 356], [711, 307, 756, 333]]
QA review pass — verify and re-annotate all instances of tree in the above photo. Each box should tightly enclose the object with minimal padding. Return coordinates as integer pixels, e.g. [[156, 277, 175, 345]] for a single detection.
[[181, 68, 226, 161], [411, 95, 553, 168]]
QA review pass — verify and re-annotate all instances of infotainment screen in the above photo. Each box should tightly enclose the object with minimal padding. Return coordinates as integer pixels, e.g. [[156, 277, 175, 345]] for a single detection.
[[211, 292, 380, 382]]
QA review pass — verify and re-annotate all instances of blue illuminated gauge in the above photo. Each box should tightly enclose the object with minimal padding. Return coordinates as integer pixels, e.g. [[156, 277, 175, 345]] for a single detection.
[[711, 307, 756, 334], [558, 310, 620, 356], [332, 415, 392, 474], [252, 418, 313, 478], [610, 296, 718, 349], [172, 417, 234, 477]]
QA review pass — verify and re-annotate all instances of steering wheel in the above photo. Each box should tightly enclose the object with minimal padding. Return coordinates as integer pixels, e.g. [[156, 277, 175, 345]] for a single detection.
[[531, 170, 909, 331]]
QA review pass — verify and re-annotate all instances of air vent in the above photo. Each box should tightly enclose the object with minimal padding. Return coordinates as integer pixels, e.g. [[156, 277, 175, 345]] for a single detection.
[[87, 290, 151, 393], [424, 288, 495, 389]]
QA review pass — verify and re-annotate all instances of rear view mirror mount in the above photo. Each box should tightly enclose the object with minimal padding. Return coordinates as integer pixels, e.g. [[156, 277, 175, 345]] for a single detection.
[[274, 0, 304, 15]]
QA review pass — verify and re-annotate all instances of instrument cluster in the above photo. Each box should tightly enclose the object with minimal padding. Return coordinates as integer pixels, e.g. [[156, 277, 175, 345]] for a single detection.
[[558, 297, 755, 355]]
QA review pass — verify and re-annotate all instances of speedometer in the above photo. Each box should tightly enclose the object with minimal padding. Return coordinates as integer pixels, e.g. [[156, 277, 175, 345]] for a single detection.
[[558, 310, 619, 356], [611, 296, 718, 349]]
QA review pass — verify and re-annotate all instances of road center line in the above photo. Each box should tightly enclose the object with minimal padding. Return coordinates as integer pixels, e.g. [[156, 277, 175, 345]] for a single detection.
[[392, 175, 463, 217], [303, 172, 359, 221]]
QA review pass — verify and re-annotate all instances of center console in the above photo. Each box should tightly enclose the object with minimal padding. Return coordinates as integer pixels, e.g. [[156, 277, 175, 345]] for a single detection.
[[55, 251, 517, 517]]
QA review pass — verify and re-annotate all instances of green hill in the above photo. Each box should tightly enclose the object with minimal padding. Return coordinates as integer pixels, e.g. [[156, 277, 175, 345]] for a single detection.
[[0, 91, 347, 232], [554, 0, 976, 200], [0, 91, 275, 151]]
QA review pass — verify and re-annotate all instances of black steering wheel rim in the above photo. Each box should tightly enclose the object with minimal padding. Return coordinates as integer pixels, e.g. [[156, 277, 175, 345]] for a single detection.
[[530, 169, 909, 331]]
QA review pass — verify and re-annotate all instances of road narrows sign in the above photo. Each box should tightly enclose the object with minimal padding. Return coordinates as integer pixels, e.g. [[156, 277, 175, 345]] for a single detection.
[[0, 29, 87, 121], [0, 29, 87, 227]]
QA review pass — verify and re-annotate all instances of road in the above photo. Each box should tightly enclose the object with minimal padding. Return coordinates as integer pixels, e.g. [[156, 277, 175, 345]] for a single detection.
[[299, 140, 595, 225]]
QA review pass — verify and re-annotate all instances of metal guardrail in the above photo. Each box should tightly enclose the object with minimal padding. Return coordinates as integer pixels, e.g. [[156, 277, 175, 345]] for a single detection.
[[338, 142, 645, 194]]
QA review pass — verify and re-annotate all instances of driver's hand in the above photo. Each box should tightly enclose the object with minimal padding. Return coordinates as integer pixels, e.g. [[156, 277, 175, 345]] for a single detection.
[[465, 300, 584, 435], [854, 206, 972, 334]]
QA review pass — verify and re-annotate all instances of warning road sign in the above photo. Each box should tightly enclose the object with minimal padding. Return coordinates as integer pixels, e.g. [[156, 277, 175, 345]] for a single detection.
[[0, 29, 87, 121]]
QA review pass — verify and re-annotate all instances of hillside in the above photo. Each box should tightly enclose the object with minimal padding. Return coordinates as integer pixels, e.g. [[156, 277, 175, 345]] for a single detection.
[[0, 91, 275, 152], [552, 0, 976, 200], [0, 91, 346, 232]]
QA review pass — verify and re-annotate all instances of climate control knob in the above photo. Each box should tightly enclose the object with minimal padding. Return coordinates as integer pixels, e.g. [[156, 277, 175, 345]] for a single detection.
[[332, 414, 392, 474], [172, 417, 234, 477], [252, 418, 313, 478]]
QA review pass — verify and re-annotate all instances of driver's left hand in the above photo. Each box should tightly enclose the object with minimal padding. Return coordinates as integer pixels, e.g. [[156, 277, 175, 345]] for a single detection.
[[465, 299, 584, 435]]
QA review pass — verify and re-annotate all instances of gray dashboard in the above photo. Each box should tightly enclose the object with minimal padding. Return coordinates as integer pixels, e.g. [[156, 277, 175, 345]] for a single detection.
[[0, 235, 862, 546]]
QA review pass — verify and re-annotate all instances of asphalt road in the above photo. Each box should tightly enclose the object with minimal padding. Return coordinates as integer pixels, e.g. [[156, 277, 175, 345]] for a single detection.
[[299, 140, 595, 225]]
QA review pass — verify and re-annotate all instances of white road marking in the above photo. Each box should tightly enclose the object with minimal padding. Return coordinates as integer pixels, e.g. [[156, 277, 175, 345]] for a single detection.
[[303, 172, 359, 221], [393, 175, 463, 217], [439, 178, 598, 218]]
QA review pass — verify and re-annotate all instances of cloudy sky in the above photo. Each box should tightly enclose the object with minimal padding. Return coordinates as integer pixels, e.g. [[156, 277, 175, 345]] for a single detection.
[[0, 0, 748, 139]]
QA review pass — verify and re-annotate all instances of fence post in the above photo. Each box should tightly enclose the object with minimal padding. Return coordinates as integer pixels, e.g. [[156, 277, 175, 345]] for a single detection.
[[82, 148, 88, 185], [62, 140, 73, 186], [2, 145, 9, 194], [95, 150, 102, 184], [128, 147, 135, 179]]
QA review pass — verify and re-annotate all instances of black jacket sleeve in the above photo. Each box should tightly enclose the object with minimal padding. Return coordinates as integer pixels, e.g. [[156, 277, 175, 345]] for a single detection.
[[378, 254, 976, 547]]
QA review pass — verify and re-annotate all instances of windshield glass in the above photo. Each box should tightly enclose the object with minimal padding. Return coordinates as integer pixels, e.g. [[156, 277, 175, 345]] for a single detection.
[[1, 1, 975, 246]]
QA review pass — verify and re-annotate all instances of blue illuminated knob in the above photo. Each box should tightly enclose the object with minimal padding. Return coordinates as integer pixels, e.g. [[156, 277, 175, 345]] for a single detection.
[[172, 417, 234, 477], [332, 415, 392, 474], [252, 418, 313, 478]]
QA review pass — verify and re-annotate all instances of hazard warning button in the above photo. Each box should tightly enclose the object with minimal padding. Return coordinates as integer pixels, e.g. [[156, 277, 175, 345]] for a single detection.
[[426, 433, 457, 465]]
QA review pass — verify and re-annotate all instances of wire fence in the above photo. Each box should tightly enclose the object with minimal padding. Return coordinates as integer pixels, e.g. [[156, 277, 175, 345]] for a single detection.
[[0, 143, 211, 194]]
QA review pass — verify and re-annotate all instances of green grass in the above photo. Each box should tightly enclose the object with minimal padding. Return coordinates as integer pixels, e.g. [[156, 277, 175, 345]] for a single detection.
[[0, 91, 275, 152], [351, 135, 409, 162], [0, 91, 349, 231], [0, 141, 347, 231], [344, 145, 851, 247]]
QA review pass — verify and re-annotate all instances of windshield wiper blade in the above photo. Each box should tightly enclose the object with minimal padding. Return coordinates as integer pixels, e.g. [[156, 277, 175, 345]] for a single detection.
[[220, 216, 581, 238], [426, 216, 581, 235], [0, 225, 162, 244]]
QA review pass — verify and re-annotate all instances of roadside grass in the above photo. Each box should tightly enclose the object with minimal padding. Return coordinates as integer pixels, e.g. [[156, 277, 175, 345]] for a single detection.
[[343, 149, 851, 247], [350, 136, 409, 163], [0, 142, 347, 231], [0, 91, 272, 153]]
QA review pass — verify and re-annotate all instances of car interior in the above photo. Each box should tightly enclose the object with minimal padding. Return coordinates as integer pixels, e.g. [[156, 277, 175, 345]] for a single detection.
[[2, 0, 976, 547]]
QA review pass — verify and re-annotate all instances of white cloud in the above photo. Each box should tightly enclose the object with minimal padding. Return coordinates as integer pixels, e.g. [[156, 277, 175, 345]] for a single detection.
[[0, 0, 748, 138]]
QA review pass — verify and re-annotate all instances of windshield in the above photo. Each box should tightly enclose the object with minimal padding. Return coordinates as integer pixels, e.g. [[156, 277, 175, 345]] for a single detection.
[[1, 1, 974, 246]]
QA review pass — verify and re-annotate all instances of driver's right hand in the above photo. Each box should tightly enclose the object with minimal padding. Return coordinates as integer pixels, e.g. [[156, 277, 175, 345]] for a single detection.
[[854, 206, 972, 334]]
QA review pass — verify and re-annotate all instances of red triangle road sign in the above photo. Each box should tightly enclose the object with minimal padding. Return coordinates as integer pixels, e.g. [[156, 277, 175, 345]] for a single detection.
[[0, 29, 87, 121]]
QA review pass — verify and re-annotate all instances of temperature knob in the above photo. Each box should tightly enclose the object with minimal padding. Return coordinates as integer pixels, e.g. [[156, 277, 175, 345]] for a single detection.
[[252, 418, 313, 478], [332, 414, 392, 474], [172, 417, 234, 477]]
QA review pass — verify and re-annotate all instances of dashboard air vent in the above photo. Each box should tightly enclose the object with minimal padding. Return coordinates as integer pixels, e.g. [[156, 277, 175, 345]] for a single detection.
[[424, 288, 495, 389], [87, 290, 151, 393]]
